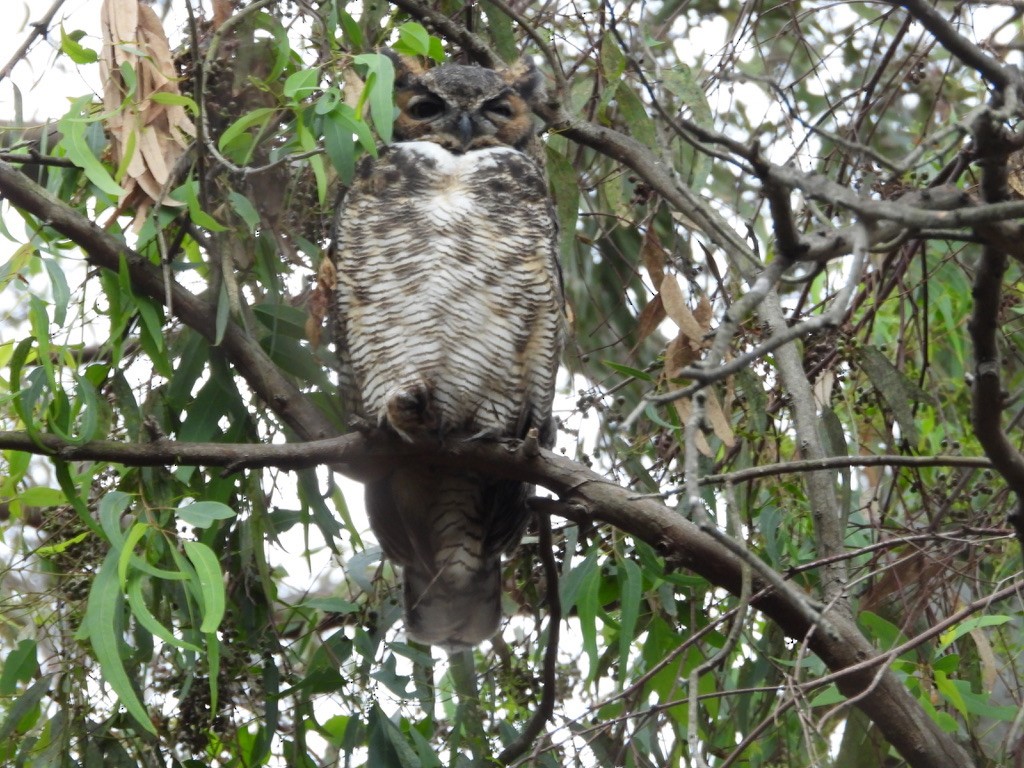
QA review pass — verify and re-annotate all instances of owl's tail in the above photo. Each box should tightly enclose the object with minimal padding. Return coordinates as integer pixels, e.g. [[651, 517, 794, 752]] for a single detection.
[[402, 557, 502, 652]]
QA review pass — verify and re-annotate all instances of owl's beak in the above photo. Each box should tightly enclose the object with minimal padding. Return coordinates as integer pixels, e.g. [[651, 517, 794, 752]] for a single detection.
[[456, 112, 474, 148]]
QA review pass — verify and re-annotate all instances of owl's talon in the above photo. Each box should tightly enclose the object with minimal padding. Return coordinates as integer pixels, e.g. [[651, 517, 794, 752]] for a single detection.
[[518, 427, 541, 458], [385, 383, 437, 438], [347, 414, 374, 434]]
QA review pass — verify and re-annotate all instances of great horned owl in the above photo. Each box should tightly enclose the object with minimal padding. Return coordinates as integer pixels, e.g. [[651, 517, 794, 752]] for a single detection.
[[332, 54, 565, 650]]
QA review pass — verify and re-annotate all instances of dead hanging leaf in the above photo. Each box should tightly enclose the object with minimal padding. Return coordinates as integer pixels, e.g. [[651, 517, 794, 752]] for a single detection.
[[664, 329, 698, 375], [101, 0, 195, 229], [672, 391, 735, 457], [693, 293, 712, 329], [702, 389, 736, 448], [634, 293, 666, 346], [307, 257, 337, 346], [658, 279, 734, 452], [660, 274, 706, 351], [640, 227, 667, 288]]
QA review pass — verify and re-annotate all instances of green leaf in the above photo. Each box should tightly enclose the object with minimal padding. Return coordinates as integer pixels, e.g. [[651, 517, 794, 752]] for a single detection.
[[0, 676, 51, 743], [284, 68, 321, 101], [395, 22, 431, 57], [298, 596, 360, 613], [183, 540, 226, 634], [58, 96, 125, 198], [324, 109, 356, 185], [253, 303, 310, 339], [618, 558, 642, 672], [82, 553, 156, 734], [98, 491, 132, 547], [545, 143, 579, 258], [933, 671, 968, 718], [315, 88, 341, 115], [60, 27, 98, 64], [42, 258, 70, 327], [337, 8, 364, 49], [560, 549, 598, 613], [858, 346, 932, 447], [809, 684, 845, 707], [176, 501, 237, 529], [215, 279, 231, 347], [35, 530, 89, 558], [218, 107, 276, 154], [227, 191, 261, 231], [600, 36, 626, 81], [207, 631, 220, 713], [17, 485, 66, 507], [603, 360, 655, 382], [0, 244, 34, 290], [117, 522, 149, 587], [172, 178, 227, 232], [0, 640, 39, 696], [150, 92, 199, 114], [937, 614, 1012, 652], [662, 65, 713, 189], [578, 561, 602, 681], [119, 62, 138, 99], [615, 82, 656, 147], [126, 577, 202, 652], [480, 3, 515, 63], [354, 53, 395, 144]]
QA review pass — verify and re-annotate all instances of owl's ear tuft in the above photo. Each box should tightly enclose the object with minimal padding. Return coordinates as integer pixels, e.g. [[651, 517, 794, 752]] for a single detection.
[[502, 58, 545, 105], [380, 48, 427, 87]]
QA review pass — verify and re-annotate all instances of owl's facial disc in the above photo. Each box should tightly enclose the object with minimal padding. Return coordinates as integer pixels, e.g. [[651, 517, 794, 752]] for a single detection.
[[402, 89, 517, 151]]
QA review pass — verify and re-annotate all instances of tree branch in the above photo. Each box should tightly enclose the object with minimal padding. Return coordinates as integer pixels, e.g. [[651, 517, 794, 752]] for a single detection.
[[969, 112, 1024, 544], [0, 427, 979, 767]]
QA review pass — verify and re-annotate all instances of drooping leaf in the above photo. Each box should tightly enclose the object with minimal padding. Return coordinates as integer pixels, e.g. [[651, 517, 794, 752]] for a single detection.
[[183, 540, 226, 634]]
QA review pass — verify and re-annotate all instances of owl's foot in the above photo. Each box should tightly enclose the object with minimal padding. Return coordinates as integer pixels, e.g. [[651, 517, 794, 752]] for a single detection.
[[384, 383, 438, 440]]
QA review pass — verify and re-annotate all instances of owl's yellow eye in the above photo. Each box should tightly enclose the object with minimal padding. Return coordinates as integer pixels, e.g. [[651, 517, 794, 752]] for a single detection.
[[407, 96, 445, 120]]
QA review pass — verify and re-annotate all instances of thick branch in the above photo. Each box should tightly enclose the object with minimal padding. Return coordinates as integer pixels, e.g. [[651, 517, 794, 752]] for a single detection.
[[969, 115, 1024, 542]]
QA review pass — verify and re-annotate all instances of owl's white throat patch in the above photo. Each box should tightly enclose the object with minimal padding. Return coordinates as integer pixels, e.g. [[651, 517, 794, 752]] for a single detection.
[[395, 140, 520, 172]]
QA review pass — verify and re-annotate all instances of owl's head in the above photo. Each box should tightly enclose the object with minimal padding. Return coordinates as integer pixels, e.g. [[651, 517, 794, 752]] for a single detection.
[[384, 52, 545, 158]]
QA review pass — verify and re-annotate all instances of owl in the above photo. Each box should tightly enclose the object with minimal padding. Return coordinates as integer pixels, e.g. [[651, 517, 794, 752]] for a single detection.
[[331, 54, 565, 650]]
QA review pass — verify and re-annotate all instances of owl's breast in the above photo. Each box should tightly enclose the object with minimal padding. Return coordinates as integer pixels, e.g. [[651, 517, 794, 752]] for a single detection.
[[335, 139, 562, 438]]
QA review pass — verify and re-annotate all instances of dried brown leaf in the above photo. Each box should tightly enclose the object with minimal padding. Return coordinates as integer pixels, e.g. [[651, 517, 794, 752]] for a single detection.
[[673, 398, 712, 457], [634, 293, 666, 345], [703, 389, 735, 448], [660, 274, 704, 351], [664, 331, 698, 376], [693, 293, 712, 329], [101, 0, 195, 229], [640, 228, 667, 288]]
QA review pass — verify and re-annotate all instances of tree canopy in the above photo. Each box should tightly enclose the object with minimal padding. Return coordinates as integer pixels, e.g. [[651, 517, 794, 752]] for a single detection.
[[1, 1, 1023, 766]]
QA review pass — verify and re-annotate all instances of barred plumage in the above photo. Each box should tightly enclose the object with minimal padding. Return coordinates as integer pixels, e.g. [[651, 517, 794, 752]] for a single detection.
[[332, 57, 564, 649]]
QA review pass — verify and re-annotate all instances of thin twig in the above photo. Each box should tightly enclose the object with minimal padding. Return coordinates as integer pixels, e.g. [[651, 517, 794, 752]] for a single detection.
[[0, 0, 66, 84]]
